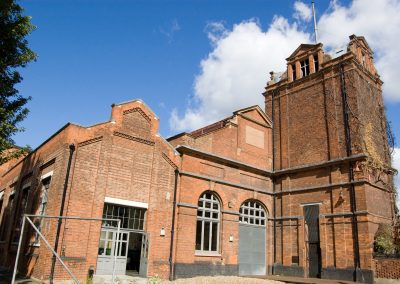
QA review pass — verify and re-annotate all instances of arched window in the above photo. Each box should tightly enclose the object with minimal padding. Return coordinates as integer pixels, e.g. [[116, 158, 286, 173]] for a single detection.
[[239, 200, 266, 226], [195, 192, 220, 253]]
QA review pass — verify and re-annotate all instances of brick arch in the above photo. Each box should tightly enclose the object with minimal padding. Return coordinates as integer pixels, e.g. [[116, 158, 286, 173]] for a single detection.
[[239, 198, 269, 215], [196, 190, 223, 209], [239, 199, 269, 227]]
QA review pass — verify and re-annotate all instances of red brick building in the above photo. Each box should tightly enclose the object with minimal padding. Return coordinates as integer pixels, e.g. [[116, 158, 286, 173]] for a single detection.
[[0, 35, 396, 283]]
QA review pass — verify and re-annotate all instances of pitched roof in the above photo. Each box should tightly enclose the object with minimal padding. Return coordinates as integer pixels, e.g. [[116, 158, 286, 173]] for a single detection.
[[286, 43, 323, 61]]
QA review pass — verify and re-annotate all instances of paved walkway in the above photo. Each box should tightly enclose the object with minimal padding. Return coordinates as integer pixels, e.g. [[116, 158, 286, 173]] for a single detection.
[[93, 274, 147, 284]]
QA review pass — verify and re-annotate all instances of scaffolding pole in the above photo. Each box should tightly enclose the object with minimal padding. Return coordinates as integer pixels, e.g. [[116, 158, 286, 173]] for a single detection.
[[12, 214, 121, 284]]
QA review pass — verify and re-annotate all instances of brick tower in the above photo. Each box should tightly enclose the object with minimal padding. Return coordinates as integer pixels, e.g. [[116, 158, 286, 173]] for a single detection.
[[264, 35, 396, 283]]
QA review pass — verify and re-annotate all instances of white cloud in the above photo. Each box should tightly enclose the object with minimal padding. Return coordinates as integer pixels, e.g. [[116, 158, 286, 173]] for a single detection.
[[169, 18, 309, 131], [393, 148, 400, 209], [293, 1, 312, 22], [205, 21, 228, 45], [318, 0, 400, 101], [170, 0, 400, 133]]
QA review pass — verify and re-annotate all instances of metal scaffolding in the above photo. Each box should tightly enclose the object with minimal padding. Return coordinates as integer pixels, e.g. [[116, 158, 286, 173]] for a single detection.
[[12, 214, 121, 284]]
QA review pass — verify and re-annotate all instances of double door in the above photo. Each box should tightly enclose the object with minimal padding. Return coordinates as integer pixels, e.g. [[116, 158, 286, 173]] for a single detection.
[[97, 229, 129, 275], [96, 229, 149, 277]]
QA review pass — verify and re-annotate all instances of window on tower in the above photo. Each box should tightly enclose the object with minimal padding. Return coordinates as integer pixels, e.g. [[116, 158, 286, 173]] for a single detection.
[[300, 59, 310, 77], [291, 64, 296, 81], [313, 55, 319, 73]]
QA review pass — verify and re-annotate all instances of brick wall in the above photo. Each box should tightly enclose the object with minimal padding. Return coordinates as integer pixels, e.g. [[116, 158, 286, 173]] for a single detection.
[[374, 258, 400, 279], [263, 36, 394, 283]]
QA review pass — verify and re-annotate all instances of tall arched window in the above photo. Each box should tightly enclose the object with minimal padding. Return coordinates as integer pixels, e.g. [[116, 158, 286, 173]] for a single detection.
[[196, 192, 220, 253], [239, 200, 266, 226]]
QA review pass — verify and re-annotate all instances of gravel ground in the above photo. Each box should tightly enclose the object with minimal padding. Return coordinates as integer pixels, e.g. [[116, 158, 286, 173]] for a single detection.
[[166, 276, 284, 284]]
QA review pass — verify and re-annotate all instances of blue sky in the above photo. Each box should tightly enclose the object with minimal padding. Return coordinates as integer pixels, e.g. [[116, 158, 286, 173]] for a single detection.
[[14, 0, 400, 154]]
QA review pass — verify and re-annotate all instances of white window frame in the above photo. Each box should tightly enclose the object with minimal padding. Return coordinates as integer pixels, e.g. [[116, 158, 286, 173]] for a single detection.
[[239, 200, 266, 227], [195, 192, 220, 256], [32, 172, 53, 246], [300, 59, 310, 77]]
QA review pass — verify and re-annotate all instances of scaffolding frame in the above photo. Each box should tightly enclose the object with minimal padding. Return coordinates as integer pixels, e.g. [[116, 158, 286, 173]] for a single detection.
[[12, 214, 121, 284]]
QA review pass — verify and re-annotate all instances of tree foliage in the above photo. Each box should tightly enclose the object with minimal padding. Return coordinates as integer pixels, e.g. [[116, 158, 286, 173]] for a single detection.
[[0, 0, 36, 165]]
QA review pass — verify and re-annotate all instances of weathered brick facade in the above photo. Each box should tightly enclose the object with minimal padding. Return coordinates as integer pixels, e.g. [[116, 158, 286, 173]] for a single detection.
[[264, 35, 395, 283], [0, 35, 396, 283]]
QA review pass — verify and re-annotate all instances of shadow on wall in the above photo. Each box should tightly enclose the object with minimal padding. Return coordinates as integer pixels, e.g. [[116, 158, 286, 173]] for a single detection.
[[0, 151, 57, 278]]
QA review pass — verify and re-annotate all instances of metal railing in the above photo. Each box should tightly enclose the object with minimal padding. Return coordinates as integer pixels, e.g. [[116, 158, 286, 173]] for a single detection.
[[12, 214, 121, 284]]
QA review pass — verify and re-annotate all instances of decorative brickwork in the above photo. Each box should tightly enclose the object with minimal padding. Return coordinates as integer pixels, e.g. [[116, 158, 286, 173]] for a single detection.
[[123, 107, 151, 123], [374, 258, 400, 279], [113, 131, 155, 146], [0, 36, 395, 283]]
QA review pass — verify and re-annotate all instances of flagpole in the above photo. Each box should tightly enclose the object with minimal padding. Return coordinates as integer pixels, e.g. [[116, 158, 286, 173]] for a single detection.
[[312, 0, 318, 43]]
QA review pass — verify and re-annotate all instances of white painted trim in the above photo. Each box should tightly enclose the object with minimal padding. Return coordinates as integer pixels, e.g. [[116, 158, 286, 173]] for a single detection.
[[41, 171, 53, 180], [300, 202, 323, 207], [195, 251, 221, 257], [104, 197, 148, 209]]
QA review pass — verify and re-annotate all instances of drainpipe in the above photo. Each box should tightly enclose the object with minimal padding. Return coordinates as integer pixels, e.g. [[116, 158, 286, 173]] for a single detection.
[[169, 168, 179, 281], [271, 91, 277, 274], [50, 144, 75, 283], [339, 64, 361, 281]]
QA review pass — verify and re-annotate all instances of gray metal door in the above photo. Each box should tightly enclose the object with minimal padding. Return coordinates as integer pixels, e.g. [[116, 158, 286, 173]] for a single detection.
[[238, 224, 266, 275], [139, 233, 148, 277], [96, 229, 129, 275], [304, 205, 321, 278]]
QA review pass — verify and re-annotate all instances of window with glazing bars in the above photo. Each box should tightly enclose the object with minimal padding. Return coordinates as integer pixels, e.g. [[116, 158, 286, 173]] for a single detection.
[[102, 203, 146, 230], [195, 192, 220, 253], [239, 200, 266, 226], [33, 177, 51, 244], [300, 59, 310, 77]]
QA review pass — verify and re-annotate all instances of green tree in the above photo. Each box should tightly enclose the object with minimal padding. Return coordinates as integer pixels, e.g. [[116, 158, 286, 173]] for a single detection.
[[0, 0, 36, 165]]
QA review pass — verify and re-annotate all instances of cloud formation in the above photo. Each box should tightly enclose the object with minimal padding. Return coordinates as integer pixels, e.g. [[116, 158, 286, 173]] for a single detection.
[[170, 0, 400, 133], [293, 1, 312, 22], [318, 0, 400, 101], [170, 18, 309, 131]]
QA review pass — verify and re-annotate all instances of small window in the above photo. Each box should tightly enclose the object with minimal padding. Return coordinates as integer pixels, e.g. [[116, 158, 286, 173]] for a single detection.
[[33, 177, 51, 244], [313, 55, 319, 73], [300, 59, 310, 77], [239, 200, 266, 227], [195, 192, 220, 253], [361, 52, 366, 67], [0, 192, 15, 241], [12, 186, 31, 243], [291, 64, 296, 81]]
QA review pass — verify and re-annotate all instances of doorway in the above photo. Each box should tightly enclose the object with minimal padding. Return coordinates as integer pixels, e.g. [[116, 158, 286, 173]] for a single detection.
[[126, 232, 148, 276], [304, 204, 321, 278], [96, 203, 148, 276], [238, 200, 267, 276], [96, 229, 129, 275], [96, 229, 148, 276]]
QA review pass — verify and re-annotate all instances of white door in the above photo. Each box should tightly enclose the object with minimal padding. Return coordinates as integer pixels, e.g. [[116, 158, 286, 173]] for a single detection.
[[96, 229, 129, 275], [139, 233, 148, 277]]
